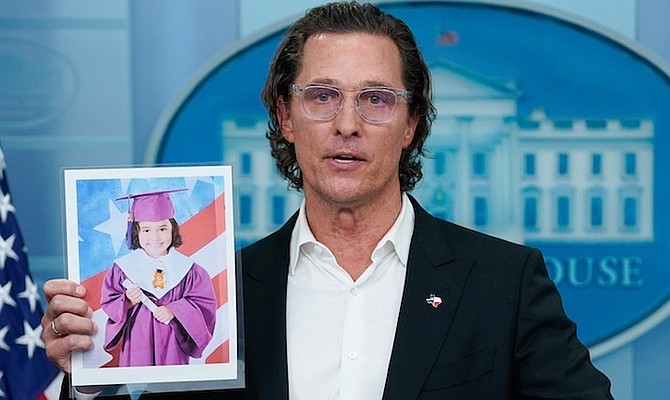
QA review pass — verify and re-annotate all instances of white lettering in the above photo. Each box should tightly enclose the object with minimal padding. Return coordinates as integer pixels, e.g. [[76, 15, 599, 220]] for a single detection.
[[568, 257, 593, 288], [622, 257, 644, 287], [544, 256, 564, 284], [543, 256, 644, 289], [597, 256, 618, 288]]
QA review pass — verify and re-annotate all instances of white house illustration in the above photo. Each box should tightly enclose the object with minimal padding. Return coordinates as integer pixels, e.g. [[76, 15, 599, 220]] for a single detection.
[[221, 117, 303, 248], [223, 61, 654, 246]]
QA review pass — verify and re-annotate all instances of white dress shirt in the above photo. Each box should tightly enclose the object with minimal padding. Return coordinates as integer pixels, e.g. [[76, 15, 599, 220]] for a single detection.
[[287, 194, 415, 400]]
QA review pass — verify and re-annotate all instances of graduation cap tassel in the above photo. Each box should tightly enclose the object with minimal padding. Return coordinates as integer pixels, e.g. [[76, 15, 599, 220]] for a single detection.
[[125, 195, 133, 249]]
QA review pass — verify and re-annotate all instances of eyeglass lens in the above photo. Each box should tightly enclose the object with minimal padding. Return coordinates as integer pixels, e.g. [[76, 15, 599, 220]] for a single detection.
[[300, 86, 399, 122]]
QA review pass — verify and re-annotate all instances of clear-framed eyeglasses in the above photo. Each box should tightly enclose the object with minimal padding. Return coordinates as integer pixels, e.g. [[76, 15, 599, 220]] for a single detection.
[[290, 84, 412, 123]]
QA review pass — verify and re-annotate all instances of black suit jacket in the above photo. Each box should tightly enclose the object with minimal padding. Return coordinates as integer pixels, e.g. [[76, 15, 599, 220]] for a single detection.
[[63, 198, 612, 399]]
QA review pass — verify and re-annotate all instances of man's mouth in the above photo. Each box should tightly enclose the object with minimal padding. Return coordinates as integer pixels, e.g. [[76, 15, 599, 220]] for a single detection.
[[333, 156, 358, 162], [332, 154, 361, 163]]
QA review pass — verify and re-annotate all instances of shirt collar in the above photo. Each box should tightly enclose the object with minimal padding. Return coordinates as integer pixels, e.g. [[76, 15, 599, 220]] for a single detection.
[[289, 193, 415, 275]]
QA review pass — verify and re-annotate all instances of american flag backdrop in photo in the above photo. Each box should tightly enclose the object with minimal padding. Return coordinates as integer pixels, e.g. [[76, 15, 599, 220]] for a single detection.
[[73, 174, 232, 369], [0, 147, 61, 400]]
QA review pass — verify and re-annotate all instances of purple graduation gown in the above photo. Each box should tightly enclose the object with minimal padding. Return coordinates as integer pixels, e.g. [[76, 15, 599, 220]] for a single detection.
[[100, 250, 217, 367]]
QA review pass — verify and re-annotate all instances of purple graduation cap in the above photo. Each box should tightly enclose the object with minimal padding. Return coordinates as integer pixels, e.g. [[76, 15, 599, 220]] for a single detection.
[[115, 188, 188, 249]]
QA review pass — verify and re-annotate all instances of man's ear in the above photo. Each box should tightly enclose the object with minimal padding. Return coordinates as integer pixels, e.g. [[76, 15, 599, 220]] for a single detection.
[[402, 114, 419, 148], [278, 97, 295, 143]]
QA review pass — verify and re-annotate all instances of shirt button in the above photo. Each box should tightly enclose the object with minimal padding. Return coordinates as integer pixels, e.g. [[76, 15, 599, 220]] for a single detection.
[[348, 351, 358, 360], [350, 286, 358, 295], [313, 245, 322, 254]]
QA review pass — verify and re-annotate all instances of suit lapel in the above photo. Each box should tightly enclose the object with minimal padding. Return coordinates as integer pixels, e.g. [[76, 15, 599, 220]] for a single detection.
[[383, 199, 475, 399], [243, 214, 297, 400]]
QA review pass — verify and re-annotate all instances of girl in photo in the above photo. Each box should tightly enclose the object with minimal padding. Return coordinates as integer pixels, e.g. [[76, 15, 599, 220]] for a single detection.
[[100, 189, 217, 367]]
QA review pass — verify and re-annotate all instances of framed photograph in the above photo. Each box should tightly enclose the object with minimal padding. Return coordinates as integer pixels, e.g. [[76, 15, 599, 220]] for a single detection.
[[63, 165, 239, 390]]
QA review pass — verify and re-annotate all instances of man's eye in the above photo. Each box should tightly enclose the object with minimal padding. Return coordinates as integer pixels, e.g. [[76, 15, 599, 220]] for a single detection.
[[317, 93, 331, 102], [307, 88, 338, 103], [369, 94, 383, 105], [361, 91, 393, 106]]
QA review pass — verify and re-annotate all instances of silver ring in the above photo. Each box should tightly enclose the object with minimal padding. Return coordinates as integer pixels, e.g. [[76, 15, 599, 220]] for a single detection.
[[51, 319, 64, 336]]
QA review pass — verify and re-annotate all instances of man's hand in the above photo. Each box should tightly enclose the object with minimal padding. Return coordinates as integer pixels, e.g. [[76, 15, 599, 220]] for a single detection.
[[41, 279, 97, 373]]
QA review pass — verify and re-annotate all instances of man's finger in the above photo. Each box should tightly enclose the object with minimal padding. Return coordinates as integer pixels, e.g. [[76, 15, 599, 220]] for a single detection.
[[44, 278, 86, 302], [45, 313, 98, 339], [45, 334, 95, 373], [46, 293, 92, 321]]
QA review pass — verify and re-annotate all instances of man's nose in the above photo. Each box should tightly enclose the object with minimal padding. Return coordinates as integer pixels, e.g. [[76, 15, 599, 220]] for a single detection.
[[334, 96, 361, 137]]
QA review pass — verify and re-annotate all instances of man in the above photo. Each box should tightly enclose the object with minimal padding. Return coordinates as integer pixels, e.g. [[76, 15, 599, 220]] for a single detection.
[[42, 2, 613, 399]]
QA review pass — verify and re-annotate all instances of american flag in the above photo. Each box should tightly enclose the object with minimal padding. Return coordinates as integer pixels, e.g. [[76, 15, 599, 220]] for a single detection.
[[69, 172, 233, 376], [0, 147, 62, 400], [436, 30, 460, 46]]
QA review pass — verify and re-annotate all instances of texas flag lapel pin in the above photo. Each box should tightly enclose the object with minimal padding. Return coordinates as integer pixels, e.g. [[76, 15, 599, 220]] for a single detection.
[[426, 293, 443, 309]]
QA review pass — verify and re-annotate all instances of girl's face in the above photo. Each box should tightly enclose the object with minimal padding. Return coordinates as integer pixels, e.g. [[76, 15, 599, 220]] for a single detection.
[[138, 219, 172, 258]]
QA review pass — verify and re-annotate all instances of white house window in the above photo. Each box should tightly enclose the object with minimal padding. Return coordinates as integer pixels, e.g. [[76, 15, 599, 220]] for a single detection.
[[473, 196, 488, 227], [271, 194, 286, 226], [623, 152, 637, 177], [239, 193, 253, 228], [591, 153, 602, 176], [524, 153, 536, 177], [472, 152, 487, 177], [240, 152, 252, 176], [557, 196, 570, 229], [431, 186, 451, 221], [524, 196, 538, 230], [552, 187, 574, 232], [623, 196, 637, 228], [434, 151, 446, 176], [557, 153, 569, 176], [618, 186, 641, 232], [590, 196, 603, 228]]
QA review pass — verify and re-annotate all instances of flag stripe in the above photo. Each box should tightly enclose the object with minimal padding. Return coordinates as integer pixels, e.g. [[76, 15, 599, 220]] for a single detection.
[[82, 270, 106, 310], [178, 193, 226, 257], [211, 269, 228, 309], [205, 339, 230, 364]]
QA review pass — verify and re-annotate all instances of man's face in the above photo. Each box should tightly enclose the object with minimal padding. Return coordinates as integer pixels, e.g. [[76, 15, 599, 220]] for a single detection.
[[279, 32, 418, 208]]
